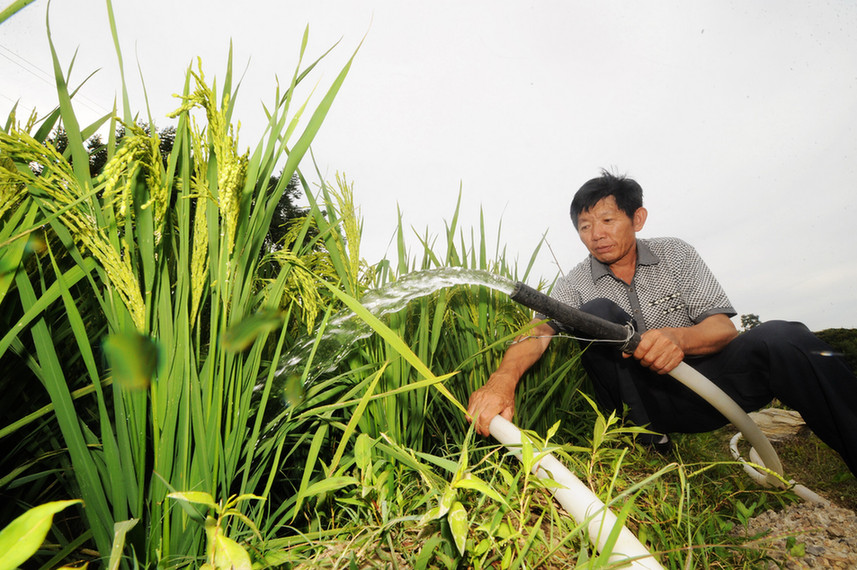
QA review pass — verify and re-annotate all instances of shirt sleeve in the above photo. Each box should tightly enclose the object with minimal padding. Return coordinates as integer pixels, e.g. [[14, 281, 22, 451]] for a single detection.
[[675, 240, 736, 323]]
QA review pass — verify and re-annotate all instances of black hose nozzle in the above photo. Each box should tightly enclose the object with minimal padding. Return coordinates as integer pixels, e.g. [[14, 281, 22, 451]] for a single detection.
[[510, 282, 641, 353]]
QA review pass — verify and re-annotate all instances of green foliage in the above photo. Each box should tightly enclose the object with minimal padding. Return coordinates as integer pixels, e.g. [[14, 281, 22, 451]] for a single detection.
[[167, 492, 264, 569], [0, 2, 360, 565], [0, 499, 81, 570], [739, 313, 761, 332], [814, 327, 857, 375]]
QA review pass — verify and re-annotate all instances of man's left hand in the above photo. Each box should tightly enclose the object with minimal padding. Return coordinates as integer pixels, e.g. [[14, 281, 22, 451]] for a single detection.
[[622, 314, 739, 374], [623, 328, 685, 374]]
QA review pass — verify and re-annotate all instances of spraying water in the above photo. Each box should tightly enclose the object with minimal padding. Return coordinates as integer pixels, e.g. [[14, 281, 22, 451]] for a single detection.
[[266, 267, 517, 403]]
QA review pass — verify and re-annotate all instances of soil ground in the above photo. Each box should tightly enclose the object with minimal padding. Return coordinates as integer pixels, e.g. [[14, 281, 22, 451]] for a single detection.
[[678, 413, 857, 568], [745, 431, 857, 568]]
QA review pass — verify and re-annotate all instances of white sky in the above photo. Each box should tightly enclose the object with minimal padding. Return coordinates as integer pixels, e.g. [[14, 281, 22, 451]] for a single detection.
[[2, 1, 856, 330]]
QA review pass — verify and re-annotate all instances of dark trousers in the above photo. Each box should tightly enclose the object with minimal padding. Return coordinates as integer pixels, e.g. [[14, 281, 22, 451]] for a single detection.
[[578, 299, 857, 475]]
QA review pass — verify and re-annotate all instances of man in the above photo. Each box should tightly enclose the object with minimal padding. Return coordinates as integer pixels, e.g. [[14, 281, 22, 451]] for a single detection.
[[467, 170, 857, 475]]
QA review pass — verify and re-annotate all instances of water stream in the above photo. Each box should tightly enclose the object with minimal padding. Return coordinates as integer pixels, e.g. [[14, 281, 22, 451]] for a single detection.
[[266, 267, 518, 404]]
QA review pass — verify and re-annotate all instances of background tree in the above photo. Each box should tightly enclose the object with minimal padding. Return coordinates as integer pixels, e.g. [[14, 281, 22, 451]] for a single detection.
[[740, 313, 761, 332], [44, 123, 175, 176], [262, 171, 308, 252], [814, 328, 857, 375], [44, 125, 305, 250]]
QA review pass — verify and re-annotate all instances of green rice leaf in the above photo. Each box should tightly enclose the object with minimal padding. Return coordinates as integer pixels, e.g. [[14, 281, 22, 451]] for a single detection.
[[0, 0, 37, 25], [322, 283, 467, 416], [328, 362, 387, 475], [107, 519, 139, 570], [0, 202, 39, 305]]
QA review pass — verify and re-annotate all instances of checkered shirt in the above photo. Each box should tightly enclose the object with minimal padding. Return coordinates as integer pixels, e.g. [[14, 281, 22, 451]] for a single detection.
[[545, 237, 736, 333]]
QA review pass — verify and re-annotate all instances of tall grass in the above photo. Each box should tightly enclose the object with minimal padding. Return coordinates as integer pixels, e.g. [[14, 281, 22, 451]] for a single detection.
[[0, 3, 360, 564]]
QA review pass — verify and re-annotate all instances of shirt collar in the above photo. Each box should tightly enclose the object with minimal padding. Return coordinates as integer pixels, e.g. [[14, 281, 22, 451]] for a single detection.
[[589, 239, 660, 282]]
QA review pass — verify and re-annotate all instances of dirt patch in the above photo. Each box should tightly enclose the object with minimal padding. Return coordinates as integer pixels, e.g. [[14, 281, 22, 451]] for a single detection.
[[732, 410, 857, 568], [738, 499, 857, 569]]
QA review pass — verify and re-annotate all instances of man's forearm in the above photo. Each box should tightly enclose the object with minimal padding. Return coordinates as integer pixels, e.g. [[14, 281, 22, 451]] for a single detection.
[[632, 313, 738, 374], [671, 313, 738, 356], [467, 320, 554, 436], [492, 321, 555, 382]]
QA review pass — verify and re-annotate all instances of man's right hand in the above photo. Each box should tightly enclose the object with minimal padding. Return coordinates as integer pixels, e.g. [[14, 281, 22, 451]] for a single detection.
[[467, 373, 517, 437], [466, 319, 555, 437]]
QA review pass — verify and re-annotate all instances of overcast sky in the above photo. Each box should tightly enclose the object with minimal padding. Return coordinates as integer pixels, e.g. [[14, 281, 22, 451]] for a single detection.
[[2, 1, 855, 330]]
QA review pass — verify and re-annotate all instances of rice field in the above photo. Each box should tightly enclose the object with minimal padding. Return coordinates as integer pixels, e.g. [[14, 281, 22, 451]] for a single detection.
[[1, 3, 846, 568]]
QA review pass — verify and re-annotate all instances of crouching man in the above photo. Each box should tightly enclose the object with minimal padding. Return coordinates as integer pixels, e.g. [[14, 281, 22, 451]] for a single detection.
[[467, 170, 857, 475]]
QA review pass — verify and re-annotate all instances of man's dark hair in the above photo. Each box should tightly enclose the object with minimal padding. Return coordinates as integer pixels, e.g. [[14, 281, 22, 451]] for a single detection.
[[570, 170, 643, 229]]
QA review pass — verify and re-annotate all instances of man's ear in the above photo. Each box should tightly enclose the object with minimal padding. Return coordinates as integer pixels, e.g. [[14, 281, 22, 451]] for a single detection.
[[633, 207, 648, 231]]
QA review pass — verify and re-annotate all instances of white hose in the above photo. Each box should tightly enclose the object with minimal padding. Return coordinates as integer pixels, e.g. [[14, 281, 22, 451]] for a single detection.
[[728, 432, 829, 505], [489, 415, 664, 570], [666, 362, 785, 487], [668, 362, 829, 504]]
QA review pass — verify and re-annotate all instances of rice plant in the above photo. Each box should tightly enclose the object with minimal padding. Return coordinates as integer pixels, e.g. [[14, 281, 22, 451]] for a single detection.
[[0, 2, 360, 565]]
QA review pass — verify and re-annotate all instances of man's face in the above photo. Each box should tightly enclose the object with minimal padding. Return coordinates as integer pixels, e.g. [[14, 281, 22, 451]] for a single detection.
[[576, 196, 646, 267]]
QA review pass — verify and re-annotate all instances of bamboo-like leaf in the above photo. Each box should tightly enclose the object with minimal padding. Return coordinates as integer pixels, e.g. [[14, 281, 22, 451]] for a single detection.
[[302, 476, 359, 497], [167, 491, 219, 512], [438, 487, 456, 518], [452, 474, 507, 506], [447, 500, 468, 556], [0, 499, 82, 570], [354, 433, 374, 472], [212, 531, 252, 570], [419, 506, 442, 525]]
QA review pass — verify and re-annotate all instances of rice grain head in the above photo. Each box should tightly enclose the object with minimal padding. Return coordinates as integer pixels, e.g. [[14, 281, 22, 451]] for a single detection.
[[0, 127, 147, 330], [169, 62, 248, 258], [97, 122, 169, 241], [187, 119, 212, 325]]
